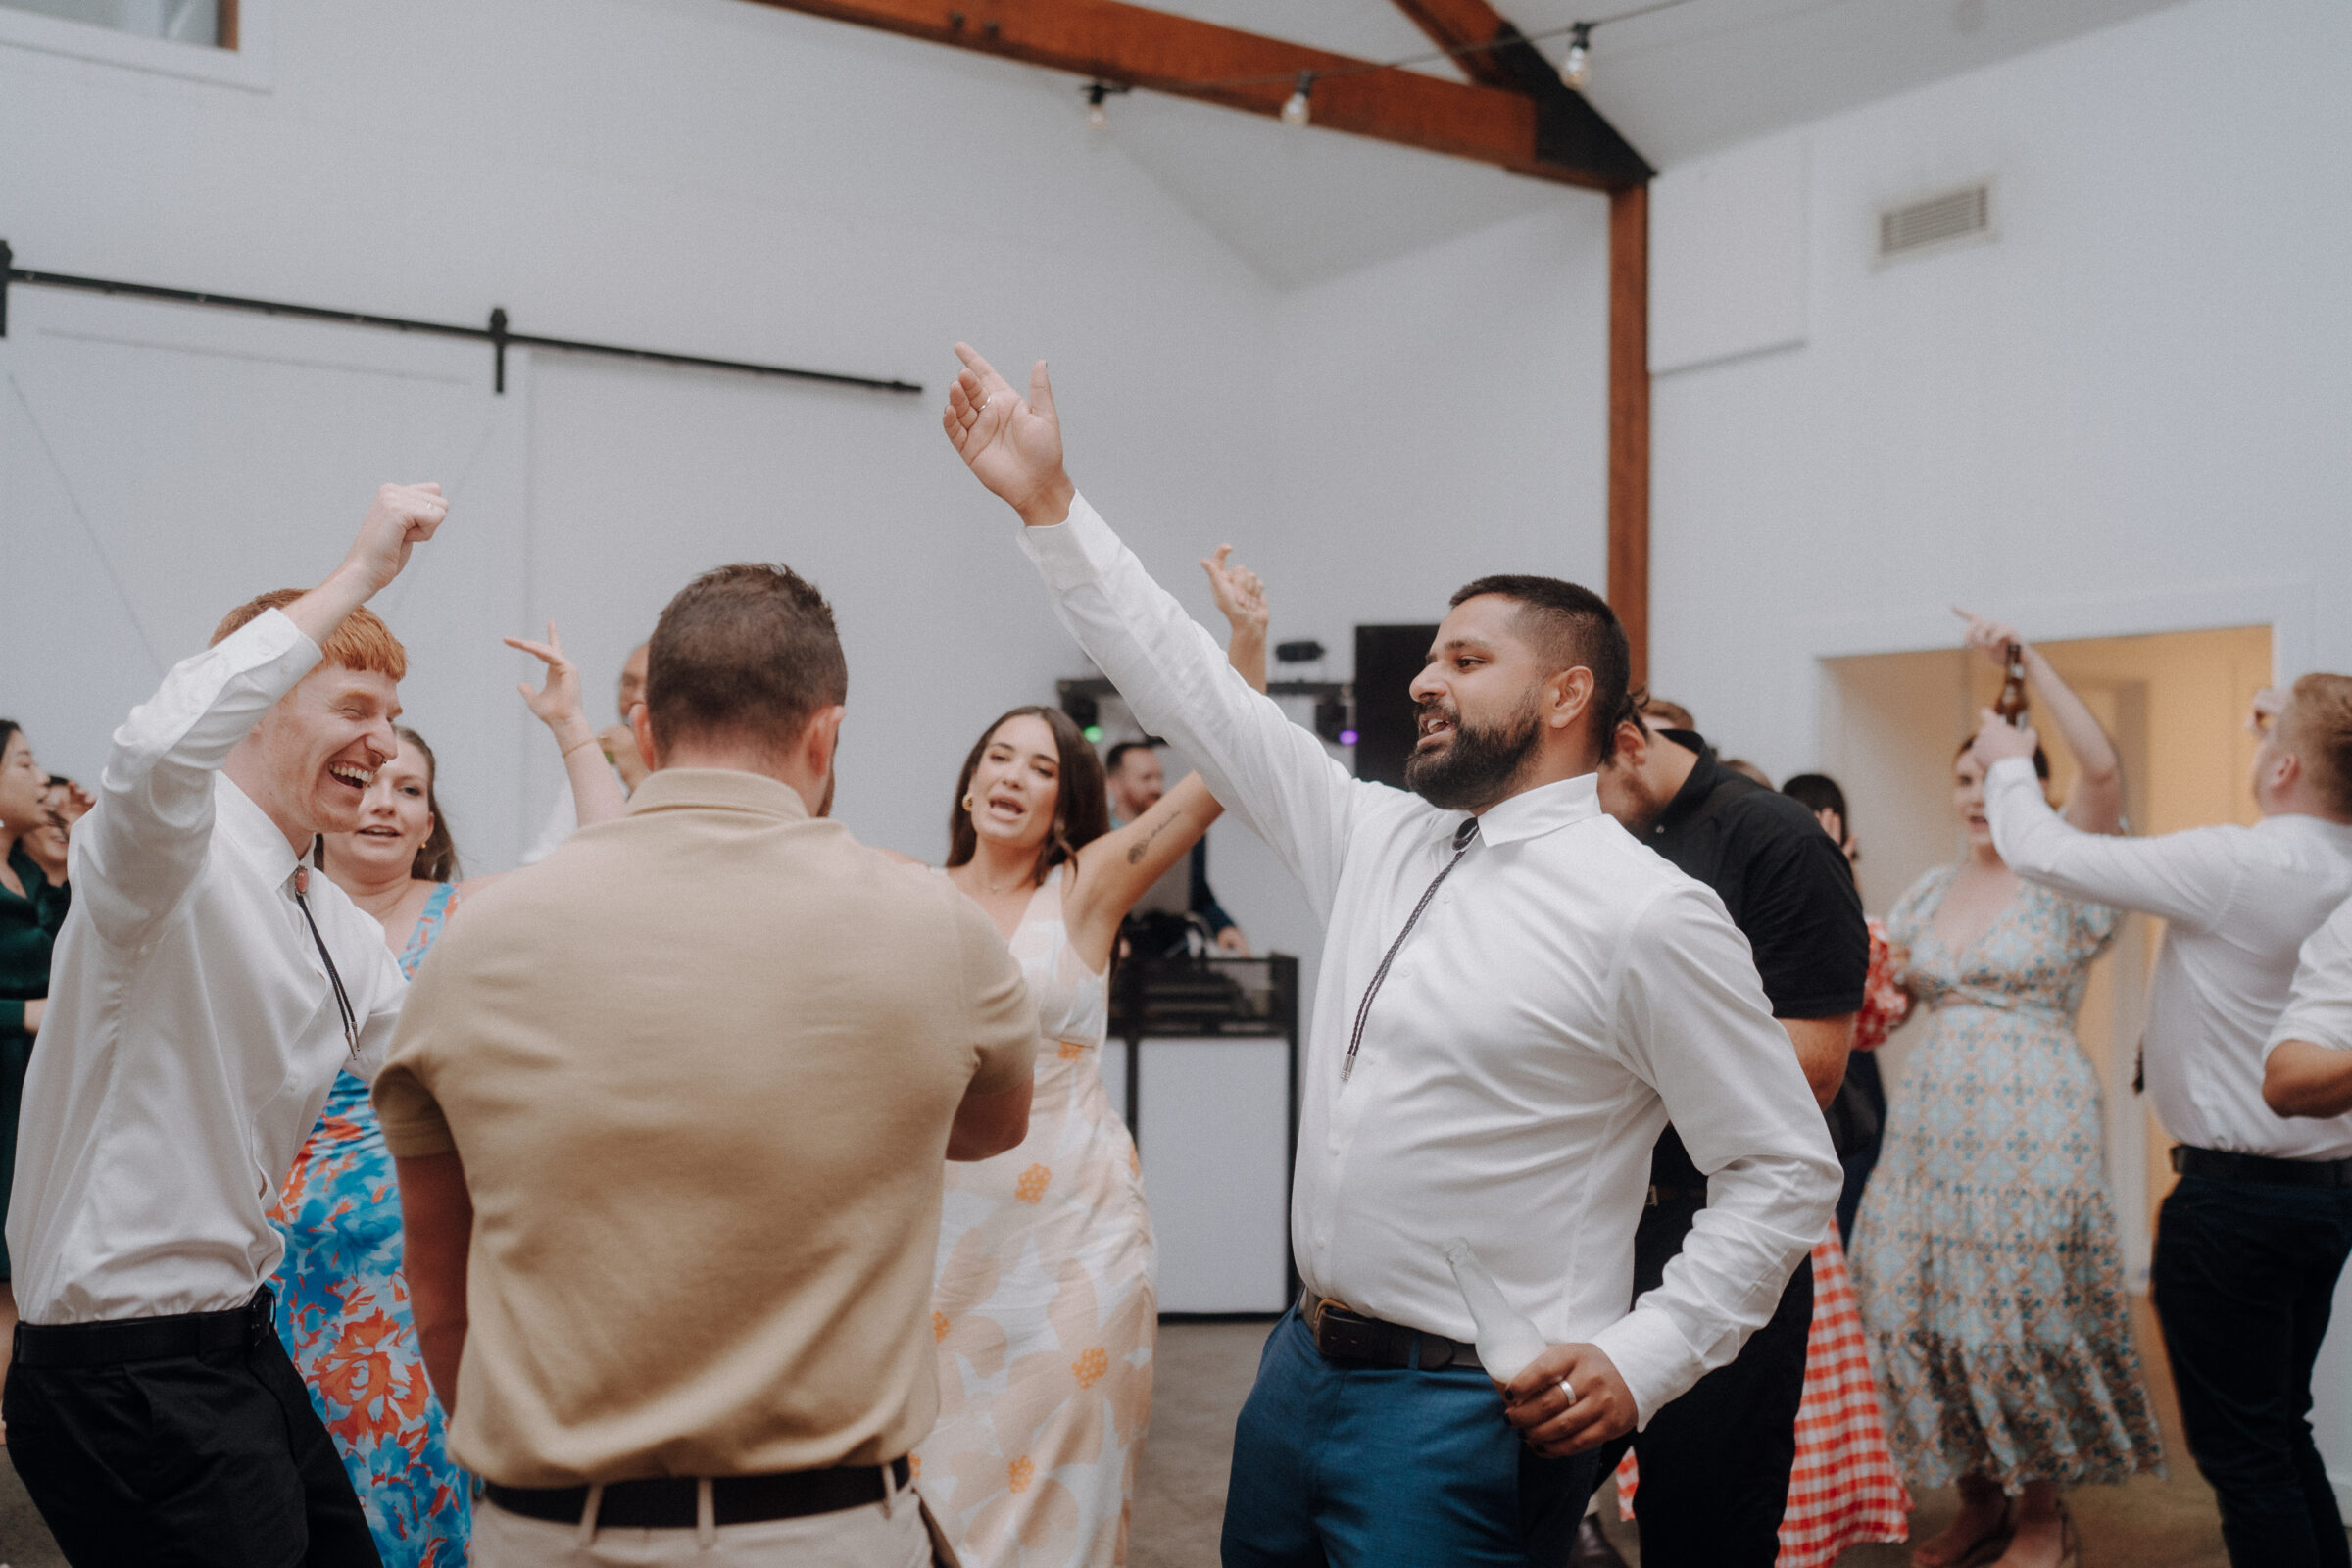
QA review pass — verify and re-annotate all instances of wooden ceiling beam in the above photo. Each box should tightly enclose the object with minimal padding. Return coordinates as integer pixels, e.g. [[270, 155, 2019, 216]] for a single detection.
[[1388, 0, 1651, 188], [743, 0, 1649, 189]]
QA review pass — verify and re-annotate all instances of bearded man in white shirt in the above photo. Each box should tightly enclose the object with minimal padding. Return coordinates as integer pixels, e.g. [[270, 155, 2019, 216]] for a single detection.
[[4, 483, 450, 1568], [938, 345, 1838, 1568], [1971, 673, 2352, 1568]]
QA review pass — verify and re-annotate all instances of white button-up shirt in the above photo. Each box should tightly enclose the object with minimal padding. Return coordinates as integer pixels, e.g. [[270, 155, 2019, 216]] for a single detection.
[[2269, 899, 2352, 1057], [8, 609, 407, 1324], [1985, 755, 2352, 1160], [1021, 498, 1838, 1423]]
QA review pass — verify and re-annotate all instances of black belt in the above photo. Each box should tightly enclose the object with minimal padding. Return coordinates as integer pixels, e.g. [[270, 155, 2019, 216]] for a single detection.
[[12, 1287, 277, 1369], [484, 1456, 913, 1531], [2173, 1145, 2352, 1190], [1299, 1292, 1483, 1372]]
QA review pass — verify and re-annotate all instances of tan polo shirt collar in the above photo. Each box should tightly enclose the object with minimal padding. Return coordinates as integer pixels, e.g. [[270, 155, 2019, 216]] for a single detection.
[[627, 767, 813, 823]]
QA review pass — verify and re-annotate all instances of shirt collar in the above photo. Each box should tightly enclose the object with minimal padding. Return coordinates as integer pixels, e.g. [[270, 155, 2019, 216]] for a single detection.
[[1649, 730, 1736, 838], [215, 774, 307, 889], [1471, 771, 1602, 848], [2259, 810, 2352, 845], [627, 767, 814, 823]]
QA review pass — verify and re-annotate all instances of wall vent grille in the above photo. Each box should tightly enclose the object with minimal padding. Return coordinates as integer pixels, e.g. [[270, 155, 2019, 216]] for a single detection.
[[1878, 182, 1993, 262]]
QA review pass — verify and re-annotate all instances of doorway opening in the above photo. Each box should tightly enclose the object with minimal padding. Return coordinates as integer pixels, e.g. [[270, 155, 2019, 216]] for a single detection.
[[1818, 623, 2274, 1288]]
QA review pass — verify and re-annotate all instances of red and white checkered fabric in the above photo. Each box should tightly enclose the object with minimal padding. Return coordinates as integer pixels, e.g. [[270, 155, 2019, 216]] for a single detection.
[[1614, 1229, 1910, 1566]]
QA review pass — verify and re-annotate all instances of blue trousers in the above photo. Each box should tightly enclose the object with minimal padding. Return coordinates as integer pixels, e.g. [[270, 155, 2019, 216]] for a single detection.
[[2151, 1173, 2352, 1568], [1220, 1307, 1597, 1568]]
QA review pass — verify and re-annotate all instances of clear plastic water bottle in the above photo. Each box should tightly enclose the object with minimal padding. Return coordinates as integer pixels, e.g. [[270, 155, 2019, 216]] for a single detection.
[[1444, 1237, 1547, 1384]]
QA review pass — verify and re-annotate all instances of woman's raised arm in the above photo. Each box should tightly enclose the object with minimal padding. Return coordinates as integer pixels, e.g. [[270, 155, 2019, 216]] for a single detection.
[[508, 622, 629, 830], [1065, 548, 1271, 966], [1954, 608, 2125, 836]]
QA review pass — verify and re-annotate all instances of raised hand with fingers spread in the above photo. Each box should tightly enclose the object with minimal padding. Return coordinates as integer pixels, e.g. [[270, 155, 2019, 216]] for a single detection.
[[942, 343, 1076, 526]]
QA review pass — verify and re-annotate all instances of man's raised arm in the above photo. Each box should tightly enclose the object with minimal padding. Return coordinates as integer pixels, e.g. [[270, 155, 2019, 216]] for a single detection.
[[941, 343, 1366, 916], [75, 484, 450, 947]]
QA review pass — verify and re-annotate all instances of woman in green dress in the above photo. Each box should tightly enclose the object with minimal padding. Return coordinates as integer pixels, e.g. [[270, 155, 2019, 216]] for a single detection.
[[0, 719, 74, 1439]]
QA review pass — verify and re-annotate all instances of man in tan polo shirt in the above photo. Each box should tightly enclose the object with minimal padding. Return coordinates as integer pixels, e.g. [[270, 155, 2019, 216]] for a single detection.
[[376, 562, 1038, 1566]]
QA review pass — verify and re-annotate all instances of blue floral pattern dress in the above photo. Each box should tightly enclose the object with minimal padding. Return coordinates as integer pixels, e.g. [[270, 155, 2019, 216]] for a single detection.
[[270, 882, 469, 1566], [1848, 865, 2164, 1490]]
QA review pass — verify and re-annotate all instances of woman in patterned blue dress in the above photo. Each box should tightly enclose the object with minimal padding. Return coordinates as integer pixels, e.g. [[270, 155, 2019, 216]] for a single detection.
[[269, 627, 624, 1567], [1849, 612, 2163, 1568]]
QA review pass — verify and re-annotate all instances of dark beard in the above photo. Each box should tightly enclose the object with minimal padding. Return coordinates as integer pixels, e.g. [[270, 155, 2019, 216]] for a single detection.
[[1405, 696, 1542, 811]]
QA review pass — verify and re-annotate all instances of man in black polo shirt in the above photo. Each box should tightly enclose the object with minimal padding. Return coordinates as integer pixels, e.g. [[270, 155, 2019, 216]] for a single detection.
[[1592, 713, 1867, 1567]]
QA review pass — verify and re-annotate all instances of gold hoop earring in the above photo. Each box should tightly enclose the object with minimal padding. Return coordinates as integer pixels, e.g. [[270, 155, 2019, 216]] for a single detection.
[[961, 793, 976, 813]]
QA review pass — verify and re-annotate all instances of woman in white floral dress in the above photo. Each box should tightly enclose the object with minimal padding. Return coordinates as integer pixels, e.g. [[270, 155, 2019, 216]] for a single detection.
[[918, 547, 1268, 1568], [1849, 612, 2163, 1568]]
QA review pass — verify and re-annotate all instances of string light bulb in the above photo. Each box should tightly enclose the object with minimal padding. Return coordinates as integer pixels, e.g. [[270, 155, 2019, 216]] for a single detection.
[[1560, 24, 1592, 90], [1082, 80, 1128, 131], [1280, 73, 1313, 128]]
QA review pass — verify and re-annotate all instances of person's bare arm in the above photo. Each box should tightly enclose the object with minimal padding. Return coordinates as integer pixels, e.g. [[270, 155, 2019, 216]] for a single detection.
[[948, 1077, 1034, 1161], [2264, 1040, 2352, 1120], [395, 1152, 473, 1413], [1785, 1014, 1857, 1108], [1065, 545, 1272, 962], [507, 622, 627, 829], [1955, 609, 2123, 835], [282, 484, 451, 650]]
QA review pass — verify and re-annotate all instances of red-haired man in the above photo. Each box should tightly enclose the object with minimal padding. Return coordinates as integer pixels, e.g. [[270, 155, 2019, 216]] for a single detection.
[[4, 484, 449, 1566]]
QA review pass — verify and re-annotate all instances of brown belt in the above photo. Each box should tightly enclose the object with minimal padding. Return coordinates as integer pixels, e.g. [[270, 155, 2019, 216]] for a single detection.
[[484, 1455, 913, 1530], [1299, 1292, 1484, 1372]]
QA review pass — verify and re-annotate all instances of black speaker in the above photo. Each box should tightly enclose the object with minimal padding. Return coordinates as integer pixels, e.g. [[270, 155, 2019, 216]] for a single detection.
[[1352, 624, 1439, 789]]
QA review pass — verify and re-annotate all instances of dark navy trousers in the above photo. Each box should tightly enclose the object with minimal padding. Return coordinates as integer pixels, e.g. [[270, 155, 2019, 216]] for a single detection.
[[1220, 1306, 1597, 1568]]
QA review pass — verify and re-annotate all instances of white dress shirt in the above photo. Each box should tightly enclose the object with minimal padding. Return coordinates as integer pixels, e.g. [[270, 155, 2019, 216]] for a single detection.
[[1019, 497, 1838, 1424], [2269, 899, 2352, 1057], [8, 609, 407, 1324], [1985, 755, 2352, 1160]]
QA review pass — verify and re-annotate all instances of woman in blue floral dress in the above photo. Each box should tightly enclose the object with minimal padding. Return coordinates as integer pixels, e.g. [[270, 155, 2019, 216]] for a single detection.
[[270, 627, 624, 1567], [1848, 613, 2163, 1568]]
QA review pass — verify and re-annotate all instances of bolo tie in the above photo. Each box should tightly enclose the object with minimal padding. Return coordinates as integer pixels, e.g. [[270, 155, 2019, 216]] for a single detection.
[[292, 864, 361, 1061], [1342, 817, 1479, 1083]]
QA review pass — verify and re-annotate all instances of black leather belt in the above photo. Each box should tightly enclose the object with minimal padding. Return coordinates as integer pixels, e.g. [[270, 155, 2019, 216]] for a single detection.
[[12, 1288, 277, 1369], [1645, 1183, 1707, 1208], [2173, 1145, 2352, 1190], [484, 1455, 913, 1531], [1300, 1292, 1483, 1372]]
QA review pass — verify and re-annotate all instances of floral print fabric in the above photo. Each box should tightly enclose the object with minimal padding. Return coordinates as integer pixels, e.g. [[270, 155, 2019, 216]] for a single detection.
[[1848, 864, 2164, 1490], [270, 881, 468, 1567], [920, 869, 1155, 1568]]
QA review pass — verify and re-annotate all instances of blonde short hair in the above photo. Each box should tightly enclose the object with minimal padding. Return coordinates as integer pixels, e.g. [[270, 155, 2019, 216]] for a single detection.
[[2279, 673, 2352, 817], [210, 589, 407, 681]]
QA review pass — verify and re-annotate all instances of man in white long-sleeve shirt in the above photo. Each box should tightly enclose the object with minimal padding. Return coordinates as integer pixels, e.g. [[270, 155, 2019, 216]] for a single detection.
[[939, 345, 1838, 1567], [5, 483, 450, 1567], [1973, 675, 2352, 1568]]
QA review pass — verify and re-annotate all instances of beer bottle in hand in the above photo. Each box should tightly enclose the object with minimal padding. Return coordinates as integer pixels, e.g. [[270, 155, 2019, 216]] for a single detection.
[[1445, 1238, 1545, 1384], [1994, 642, 2030, 728]]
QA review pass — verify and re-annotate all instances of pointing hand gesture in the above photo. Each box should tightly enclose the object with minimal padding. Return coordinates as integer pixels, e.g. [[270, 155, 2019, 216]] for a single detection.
[[1200, 545, 1269, 639], [942, 343, 1076, 527], [505, 621, 593, 749]]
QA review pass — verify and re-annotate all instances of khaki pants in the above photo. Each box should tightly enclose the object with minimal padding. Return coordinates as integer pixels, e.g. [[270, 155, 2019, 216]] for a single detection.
[[474, 1479, 956, 1568]]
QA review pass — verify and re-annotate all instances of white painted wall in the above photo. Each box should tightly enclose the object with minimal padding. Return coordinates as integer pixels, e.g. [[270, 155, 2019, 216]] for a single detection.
[[1643, 0, 2352, 1500], [1644, 0, 2350, 780], [0, 0, 1612, 1031]]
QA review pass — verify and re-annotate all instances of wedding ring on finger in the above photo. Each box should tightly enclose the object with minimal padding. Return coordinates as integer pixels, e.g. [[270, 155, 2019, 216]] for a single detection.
[[1559, 1379, 1576, 1406]]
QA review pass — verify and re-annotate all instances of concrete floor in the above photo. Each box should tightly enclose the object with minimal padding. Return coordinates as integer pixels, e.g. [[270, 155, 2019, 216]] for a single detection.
[[0, 1303, 2252, 1566]]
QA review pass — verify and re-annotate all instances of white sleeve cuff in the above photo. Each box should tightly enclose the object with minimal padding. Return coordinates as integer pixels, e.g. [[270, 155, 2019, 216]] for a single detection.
[[1589, 1306, 1692, 1431], [1013, 492, 1117, 592], [1985, 755, 2041, 792]]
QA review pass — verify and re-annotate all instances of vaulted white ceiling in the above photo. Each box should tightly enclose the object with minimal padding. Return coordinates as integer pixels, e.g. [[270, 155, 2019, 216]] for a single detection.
[[1087, 0, 2191, 286]]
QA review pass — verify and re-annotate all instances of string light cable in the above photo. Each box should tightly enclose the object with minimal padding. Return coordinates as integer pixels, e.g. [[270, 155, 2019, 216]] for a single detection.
[[1079, 0, 1704, 127]]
